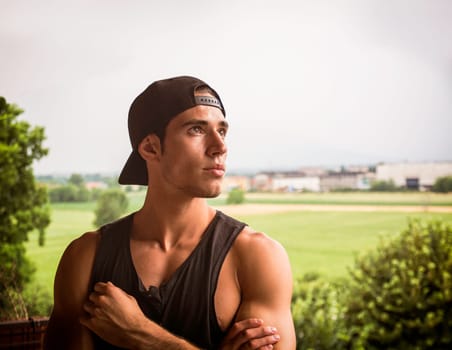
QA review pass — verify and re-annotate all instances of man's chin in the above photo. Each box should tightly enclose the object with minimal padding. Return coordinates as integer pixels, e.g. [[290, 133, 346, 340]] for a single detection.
[[203, 190, 221, 199], [198, 187, 222, 199]]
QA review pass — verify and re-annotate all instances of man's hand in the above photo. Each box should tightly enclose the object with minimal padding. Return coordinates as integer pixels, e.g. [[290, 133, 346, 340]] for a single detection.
[[220, 319, 280, 350], [80, 281, 151, 348]]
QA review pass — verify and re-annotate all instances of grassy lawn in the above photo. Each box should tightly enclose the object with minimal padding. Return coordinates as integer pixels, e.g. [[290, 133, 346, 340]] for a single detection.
[[224, 191, 452, 206], [24, 192, 452, 299], [118, 191, 452, 208], [234, 211, 452, 278]]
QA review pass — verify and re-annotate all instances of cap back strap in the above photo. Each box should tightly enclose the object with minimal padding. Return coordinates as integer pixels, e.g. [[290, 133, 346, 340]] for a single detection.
[[194, 95, 223, 111]]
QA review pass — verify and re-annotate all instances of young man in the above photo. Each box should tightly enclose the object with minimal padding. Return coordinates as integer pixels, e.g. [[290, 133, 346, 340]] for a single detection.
[[44, 76, 295, 349]]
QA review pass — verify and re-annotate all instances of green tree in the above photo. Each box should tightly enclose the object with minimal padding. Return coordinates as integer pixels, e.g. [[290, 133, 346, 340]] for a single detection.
[[432, 176, 452, 193], [93, 189, 129, 227], [0, 97, 50, 319], [226, 187, 245, 204], [68, 173, 85, 187], [370, 179, 398, 192], [48, 173, 91, 203], [69, 173, 91, 201], [48, 184, 78, 202]]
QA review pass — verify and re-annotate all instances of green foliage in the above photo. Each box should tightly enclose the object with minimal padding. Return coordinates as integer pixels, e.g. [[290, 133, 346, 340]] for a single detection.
[[0, 97, 50, 319], [48, 173, 92, 202], [226, 187, 245, 204], [292, 273, 348, 350], [432, 176, 452, 193], [68, 173, 84, 187], [344, 220, 452, 349], [48, 184, 80, 202], [22, 283, 52, 317], [370, 180, 398, 192], [93, 189, 129, 227]]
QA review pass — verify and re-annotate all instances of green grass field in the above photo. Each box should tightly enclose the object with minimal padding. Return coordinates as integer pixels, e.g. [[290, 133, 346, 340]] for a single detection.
[[24, 192, 452, 299]]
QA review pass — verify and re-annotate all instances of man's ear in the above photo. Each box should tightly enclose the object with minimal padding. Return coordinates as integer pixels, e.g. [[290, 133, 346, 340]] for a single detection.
[[138, 134, 161, 160]]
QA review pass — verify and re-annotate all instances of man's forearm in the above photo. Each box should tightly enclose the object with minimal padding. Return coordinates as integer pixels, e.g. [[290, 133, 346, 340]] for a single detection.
[[129, 319, 199, 350]]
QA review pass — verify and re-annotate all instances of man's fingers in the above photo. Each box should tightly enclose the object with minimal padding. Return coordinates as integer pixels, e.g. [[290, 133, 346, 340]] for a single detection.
[[93, 281, 111, 293], [83, 300, 96, 314], [244, 333, 280, 350], [235, 327, 278, 348], [225, 319, 263, 340]]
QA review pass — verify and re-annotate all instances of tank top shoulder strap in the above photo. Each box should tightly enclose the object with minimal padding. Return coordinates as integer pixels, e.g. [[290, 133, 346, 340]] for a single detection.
[[89, 213, 136, 293], [209, 210, 246, 281]]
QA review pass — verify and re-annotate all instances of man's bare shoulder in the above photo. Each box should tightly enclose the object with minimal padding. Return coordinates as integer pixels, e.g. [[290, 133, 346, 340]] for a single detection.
[[54, 230, 100, 304], [62, 230, 99, 259], [233, 226, 289, 264], [231, 226, 292, 290]]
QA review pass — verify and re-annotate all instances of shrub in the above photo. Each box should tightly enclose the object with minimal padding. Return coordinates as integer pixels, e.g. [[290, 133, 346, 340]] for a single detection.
[[369, 180, 398, 192], [93, 189, 129, 227], [344, 220, 452, 349], [432, 176, 452, 193], [291, 273, 348, 350], [23, 284, 52, 317], [48, 184, 91, 202], [226, 188, 245, 204]]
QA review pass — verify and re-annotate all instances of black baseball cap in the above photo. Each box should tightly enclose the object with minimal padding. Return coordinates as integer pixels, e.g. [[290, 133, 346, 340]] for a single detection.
[[118, 76, 226, 185]]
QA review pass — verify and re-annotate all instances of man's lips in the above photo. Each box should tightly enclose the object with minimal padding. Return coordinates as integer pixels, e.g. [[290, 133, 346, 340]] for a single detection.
[[203, 165, 225, 176]]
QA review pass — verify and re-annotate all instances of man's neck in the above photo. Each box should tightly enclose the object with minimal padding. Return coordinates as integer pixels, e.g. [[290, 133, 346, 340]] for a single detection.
[[132, 191, 216, 249]]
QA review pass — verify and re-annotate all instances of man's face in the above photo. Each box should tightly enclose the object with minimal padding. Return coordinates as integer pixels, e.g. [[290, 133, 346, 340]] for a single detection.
[[157, 102, 228, 198]]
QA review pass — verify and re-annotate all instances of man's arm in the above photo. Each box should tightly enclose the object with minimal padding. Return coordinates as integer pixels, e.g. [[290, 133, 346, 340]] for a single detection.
[[233, 228, 296, 350], [44, 232, 98, 350], [82, 281, 280, 350]]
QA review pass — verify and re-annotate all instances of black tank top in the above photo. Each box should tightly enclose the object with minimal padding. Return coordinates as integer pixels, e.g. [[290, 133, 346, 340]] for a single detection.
[[89, 210, 246, 349]]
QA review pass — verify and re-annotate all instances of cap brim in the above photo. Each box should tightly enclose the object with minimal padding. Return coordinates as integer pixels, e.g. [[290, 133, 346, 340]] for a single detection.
[[118, 150, 148, 185]]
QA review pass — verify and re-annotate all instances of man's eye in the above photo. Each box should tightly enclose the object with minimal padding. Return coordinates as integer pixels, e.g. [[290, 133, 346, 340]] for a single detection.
[[189, 126, 203, 134], [218, 129, 227, 137]]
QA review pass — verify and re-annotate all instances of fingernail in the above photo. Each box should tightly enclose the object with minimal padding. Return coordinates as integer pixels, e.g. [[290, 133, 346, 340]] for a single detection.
[[273, 334, 280, 341], [271, 327, 277, 333]]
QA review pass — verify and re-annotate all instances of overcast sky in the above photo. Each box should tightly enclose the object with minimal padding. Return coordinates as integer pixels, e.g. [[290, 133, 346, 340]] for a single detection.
[[2, 0, 451, 175]]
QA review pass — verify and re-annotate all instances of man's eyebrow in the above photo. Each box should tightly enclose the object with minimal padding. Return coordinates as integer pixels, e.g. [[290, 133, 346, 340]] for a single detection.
[[181, 119, 229, 128]]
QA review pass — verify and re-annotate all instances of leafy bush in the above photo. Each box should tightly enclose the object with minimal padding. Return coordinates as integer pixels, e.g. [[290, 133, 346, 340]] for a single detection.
[[93, 189, 129, 227], [48, 184, 91, 202], [369, 180, 398, 192], [291, 273, 348, 350], [23, 284, 52, 317], [344, 220, 452, 349], [432, 176, 452, 193], [226, 188, 245, 204]]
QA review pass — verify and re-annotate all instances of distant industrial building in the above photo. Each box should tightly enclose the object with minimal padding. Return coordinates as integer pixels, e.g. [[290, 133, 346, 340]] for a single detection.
[[252, 171, 319, 192], [248, 161, 452, 193], [319, 171, 375, 192], [376, 162, 452, 190], [251, 169, 374, 192], [272, 173, 320, 192]]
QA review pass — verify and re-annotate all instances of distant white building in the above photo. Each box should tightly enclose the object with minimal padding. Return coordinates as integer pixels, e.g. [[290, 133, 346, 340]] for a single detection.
[[272, 175, 320, 192], [376, 162, 452, 190], [320, 172, 374, 192], [252, 171, 321, 192]]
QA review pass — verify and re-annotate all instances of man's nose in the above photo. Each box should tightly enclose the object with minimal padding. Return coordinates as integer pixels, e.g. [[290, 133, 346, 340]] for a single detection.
[[207, 132, 227, 157]]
